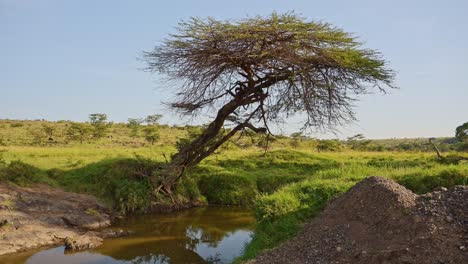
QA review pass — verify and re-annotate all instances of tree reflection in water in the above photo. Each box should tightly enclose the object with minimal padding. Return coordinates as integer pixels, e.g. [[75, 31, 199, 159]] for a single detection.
[[0, 206, 255, 264]]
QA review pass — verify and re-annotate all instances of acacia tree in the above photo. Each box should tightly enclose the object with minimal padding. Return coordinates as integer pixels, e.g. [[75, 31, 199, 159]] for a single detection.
[[143, 13, 395, 194], [455, 122, 468, 141]]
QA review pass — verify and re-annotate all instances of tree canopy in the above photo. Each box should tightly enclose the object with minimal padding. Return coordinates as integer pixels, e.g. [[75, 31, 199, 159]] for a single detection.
[[144, 12, 395, 132], [143, 13, 396, 191]]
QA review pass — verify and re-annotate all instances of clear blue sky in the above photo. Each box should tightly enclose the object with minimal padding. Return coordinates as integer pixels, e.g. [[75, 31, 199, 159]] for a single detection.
[[1, 0, 467, 139]]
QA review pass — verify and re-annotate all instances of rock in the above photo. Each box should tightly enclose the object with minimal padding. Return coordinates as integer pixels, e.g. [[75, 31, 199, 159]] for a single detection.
[[0, 183, 111, 256], [101, 229, 134, 238], [64, 234, 103, 251]]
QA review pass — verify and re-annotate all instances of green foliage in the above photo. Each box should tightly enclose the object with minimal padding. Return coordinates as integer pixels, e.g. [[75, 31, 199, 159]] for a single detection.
[[316, 139, 343, 152], [175, 126, 203, 152], [127, 118, 144, 138], [60, 158, 160, 214], [89, 113, 109, 139], [455, 122, 468, 141], [396, 167, 468, 194], [198, 172, 258, 205], [0, 160, 55, 186], [346, 134, 372, 150], [256, 174, 306, 194], [143, 126, 160, 145], [237, 180, 349, 262], [235, 215, 300, 262], [174, 176, 204, 204], [289, 132, 307, 149], [41, 124, 55, 140], [255, 180, 349, 221], [28, 128, 46, 145], [10, 122, 24, 128], [145, 114, 163, 126], [66, 123, 91, 144], [112, 177, 152, 214], [255, 192, 300, 220]]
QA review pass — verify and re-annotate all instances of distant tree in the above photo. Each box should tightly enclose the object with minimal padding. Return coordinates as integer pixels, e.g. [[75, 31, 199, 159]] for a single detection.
[[346, 134, 371, 150], [455, 122, 468, 141], [143, 126, 160, 145], [66, 123, 91, 144], [89, 113, 109, 139], [347, 134, 365, 141], [290, 132, 307, 149], [128, 118, 144, 138], [28, 128, 45, 145], [143, 12, 395, 194], [317, 139, 343, 152], [145, 114, 163, 126], [41, 124, 55, 141]]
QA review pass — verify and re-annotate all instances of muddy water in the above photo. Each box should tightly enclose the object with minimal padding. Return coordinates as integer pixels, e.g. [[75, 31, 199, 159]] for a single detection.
[[0, 206, 255, 264]]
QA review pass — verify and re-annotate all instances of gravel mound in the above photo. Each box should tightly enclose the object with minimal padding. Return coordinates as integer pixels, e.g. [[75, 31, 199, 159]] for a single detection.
[[252, 176, 468, 264]]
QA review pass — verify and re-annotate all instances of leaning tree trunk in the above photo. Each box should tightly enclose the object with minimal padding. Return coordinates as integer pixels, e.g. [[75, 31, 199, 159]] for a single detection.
[[155, 92, 267, 195], [156, 99, 240, 194], [429, 138, 442, 159]]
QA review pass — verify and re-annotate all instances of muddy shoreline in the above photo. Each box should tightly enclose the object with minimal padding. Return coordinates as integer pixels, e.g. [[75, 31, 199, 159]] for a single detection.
[[0, 183, 127, 256]]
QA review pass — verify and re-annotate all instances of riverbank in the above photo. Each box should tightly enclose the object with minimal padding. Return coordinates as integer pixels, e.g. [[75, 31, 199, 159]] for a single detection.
[[0, 182, 113, 255]]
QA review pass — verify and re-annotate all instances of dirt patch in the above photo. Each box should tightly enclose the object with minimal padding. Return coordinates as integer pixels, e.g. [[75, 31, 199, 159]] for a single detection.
[[251, 176, 468, 264], [0, 183, 112, 255]]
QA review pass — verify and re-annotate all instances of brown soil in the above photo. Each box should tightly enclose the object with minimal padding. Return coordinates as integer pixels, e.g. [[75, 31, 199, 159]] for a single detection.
[[251, 176, 468, 264], [0, 182, 112, 255]]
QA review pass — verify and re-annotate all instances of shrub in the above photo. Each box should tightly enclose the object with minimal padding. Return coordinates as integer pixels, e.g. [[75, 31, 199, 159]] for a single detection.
[[397, 167, 468, 194], [254, 180, 349, 221], [60, 158, 161, 214], [198, 172, 258, 205], [255, 191, 300, 220], [10, 123, 24, 128], [112, 178, 152, 214], [256, 174, 306, 194], [0, 160, 53, 186], [239, 180, 350, 262], [237, 214, 301, 261], [174, 176, 204, 204]]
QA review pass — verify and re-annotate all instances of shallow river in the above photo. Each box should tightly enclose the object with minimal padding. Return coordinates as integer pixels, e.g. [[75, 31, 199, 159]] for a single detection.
[[0, 206, 255, 264]]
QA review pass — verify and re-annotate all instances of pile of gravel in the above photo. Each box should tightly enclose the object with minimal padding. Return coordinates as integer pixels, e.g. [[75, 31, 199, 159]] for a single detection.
[[251, 176, 467, 264]]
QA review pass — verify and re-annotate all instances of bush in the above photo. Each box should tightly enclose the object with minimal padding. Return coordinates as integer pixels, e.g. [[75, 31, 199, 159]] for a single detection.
[[60, 158, 161, 214], [112, 178, 152, 214], [238, 179, 350, 262], [255, 191, 300, 220], [397, 167, 468, 194], [198, 172, 258, 205], [10, 123, 24, 128], [0, 160, 54, 186], [367, 157, 427, 168], [257, 174, 306, 194], [254, 180, 349, 220], [237, 214, 301, 262], [174, 176, 204, 204]]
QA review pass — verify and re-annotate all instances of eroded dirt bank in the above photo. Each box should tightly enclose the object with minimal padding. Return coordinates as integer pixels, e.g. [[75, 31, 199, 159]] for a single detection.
[[0, 183, 114, 256], [251, 177, 467, 264]]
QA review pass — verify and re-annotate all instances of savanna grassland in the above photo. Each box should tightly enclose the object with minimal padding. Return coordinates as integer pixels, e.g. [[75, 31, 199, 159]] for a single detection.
[[0, 118, 467, 261]]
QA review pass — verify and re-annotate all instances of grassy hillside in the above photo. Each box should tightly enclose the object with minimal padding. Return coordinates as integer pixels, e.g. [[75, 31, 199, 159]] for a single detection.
[[0, 119, 466, 152]]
